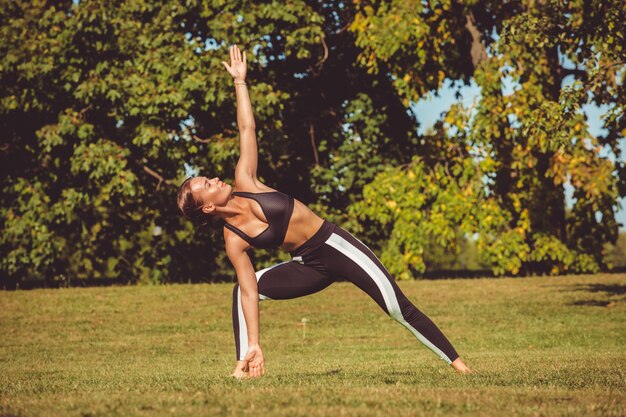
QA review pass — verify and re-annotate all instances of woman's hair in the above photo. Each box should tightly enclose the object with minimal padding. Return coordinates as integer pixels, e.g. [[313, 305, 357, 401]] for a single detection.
[[177, 177, 211, 227]]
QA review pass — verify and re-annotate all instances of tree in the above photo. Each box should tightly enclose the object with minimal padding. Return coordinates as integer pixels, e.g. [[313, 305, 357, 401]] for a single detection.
[[1, 0, 624, 287], [0, 0, 319, 286], [603, 231, 626, 269], [0, 0, 420, 287], [348, 0, 625, 276]]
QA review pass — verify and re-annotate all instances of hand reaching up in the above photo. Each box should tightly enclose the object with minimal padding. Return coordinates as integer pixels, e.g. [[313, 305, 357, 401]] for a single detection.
[[222, 44, 247, 82]]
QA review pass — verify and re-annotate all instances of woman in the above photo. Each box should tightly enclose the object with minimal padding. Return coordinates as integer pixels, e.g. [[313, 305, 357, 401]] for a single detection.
[[177, 45, 473, 379]]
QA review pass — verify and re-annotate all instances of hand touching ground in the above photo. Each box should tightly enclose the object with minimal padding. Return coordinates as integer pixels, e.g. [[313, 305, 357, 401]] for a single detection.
[[242, 344, 266, 378]]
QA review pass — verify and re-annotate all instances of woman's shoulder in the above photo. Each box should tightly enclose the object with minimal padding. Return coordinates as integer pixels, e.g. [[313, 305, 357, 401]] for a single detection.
[[232, 175, 277, 193]]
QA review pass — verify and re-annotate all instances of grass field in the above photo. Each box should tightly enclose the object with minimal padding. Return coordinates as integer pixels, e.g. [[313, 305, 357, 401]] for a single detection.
[[1, 273, 625, 417]]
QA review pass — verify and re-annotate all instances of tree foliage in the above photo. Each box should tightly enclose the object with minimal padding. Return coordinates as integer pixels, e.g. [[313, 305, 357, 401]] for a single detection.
[[1, 0, 624, 287], [349, 0, 625, 276], [0, 0, 418, 287]]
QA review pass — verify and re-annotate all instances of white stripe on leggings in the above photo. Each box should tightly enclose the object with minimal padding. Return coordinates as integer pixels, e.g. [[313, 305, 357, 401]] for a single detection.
[[237, 261, 289, 360], [325, 233, 452, 364]]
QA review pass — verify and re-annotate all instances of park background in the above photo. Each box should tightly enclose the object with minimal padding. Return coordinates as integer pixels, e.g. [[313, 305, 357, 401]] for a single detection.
[[1, 0, 625, 289], [1, 2, 625, 417]]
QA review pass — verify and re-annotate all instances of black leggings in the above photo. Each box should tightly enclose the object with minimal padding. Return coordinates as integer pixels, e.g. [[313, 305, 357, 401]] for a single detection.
[[232, 220, 460, 364]]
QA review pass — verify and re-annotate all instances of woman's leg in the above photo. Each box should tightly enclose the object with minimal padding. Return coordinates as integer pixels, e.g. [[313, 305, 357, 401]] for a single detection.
[[321, 226, 461, 365], [232, 260, 334, 361]]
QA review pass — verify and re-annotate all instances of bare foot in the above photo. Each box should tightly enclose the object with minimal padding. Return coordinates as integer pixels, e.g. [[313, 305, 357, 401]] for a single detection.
[[230, 360, 249, 379], [231, 367, 248, 379], [451, 358, 474, 374]]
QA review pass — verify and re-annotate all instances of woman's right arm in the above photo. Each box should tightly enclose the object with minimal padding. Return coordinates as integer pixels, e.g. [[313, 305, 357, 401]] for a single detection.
[[225, 235, 266, 378]]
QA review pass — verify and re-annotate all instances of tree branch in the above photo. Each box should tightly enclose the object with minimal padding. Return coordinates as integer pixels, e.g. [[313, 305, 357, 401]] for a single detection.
[[192, 134, 211, 143], [138, 161, 175, 190], [580, 60, 626, 96], [309, 35, 329, 77], [335, 15, 355, 35], [309, 122, 320, 166], [562, 67, 588, 80], [316, 36, 329, 69], [181, 124, 236, 143], [464, 10, 488, 68]]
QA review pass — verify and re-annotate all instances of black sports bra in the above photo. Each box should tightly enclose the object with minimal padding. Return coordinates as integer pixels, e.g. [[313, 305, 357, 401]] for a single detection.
[[223, 191, 295, 249]]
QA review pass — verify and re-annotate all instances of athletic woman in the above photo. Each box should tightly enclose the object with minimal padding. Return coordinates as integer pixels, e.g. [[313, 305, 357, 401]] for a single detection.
[[177, 45, 473, 379]]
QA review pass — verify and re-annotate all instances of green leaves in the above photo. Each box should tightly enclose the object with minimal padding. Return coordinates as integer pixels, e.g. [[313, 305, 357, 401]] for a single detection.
[[0, 0, 333, 286], [347, 0, 624, 276], [1, 0, 624, 286], [350, 150, 508, 278]]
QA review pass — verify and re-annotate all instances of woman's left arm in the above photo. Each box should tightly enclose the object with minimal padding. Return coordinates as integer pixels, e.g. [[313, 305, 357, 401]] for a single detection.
[[222, 44, 258, 181]]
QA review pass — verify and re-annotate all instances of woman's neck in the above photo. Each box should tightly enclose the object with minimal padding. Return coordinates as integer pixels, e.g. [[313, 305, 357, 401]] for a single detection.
[[213, 194, 246, 220]]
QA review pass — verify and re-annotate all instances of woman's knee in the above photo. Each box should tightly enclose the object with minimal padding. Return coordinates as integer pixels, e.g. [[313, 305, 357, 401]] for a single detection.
[[386, 294, 422, 323]]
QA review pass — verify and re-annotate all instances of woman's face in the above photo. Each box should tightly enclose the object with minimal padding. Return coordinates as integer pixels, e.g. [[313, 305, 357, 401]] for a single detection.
[[189, 176, 232, 214]]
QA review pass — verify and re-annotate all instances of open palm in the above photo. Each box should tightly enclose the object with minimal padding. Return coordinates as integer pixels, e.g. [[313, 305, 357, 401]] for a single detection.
[[222, 44, 247, 81]]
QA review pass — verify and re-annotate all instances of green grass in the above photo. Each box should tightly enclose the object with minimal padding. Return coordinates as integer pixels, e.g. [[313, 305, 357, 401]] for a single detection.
[[1, 274, 625, 417]]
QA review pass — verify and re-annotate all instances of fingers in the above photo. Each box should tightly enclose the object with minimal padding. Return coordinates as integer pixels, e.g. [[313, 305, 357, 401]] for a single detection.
[[249, 362, 265, 378], [246, 356, 264, 378], [229, 44, 244, 62], [242, 347, 264, 378]]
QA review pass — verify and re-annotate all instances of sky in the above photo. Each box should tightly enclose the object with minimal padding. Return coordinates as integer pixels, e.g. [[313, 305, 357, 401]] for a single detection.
[[411, 77, 626, 231]]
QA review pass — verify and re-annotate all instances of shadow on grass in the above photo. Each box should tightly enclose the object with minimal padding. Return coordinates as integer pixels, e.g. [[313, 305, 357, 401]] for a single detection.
[[567, 283, 626, 307], [570, 299, 613, 307], [575, 283, 626, 295], [273, 368, 419, 380]]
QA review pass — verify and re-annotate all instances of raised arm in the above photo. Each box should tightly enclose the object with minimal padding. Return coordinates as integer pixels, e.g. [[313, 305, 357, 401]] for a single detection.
[[222, 44, 258, 181]]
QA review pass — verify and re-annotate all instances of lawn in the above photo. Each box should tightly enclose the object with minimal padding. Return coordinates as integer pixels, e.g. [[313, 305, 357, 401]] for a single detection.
[[1, 273, 625, 416]]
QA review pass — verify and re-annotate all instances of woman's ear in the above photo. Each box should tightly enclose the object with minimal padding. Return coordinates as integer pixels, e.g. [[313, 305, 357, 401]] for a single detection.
[[202, 204, 215, 215]]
